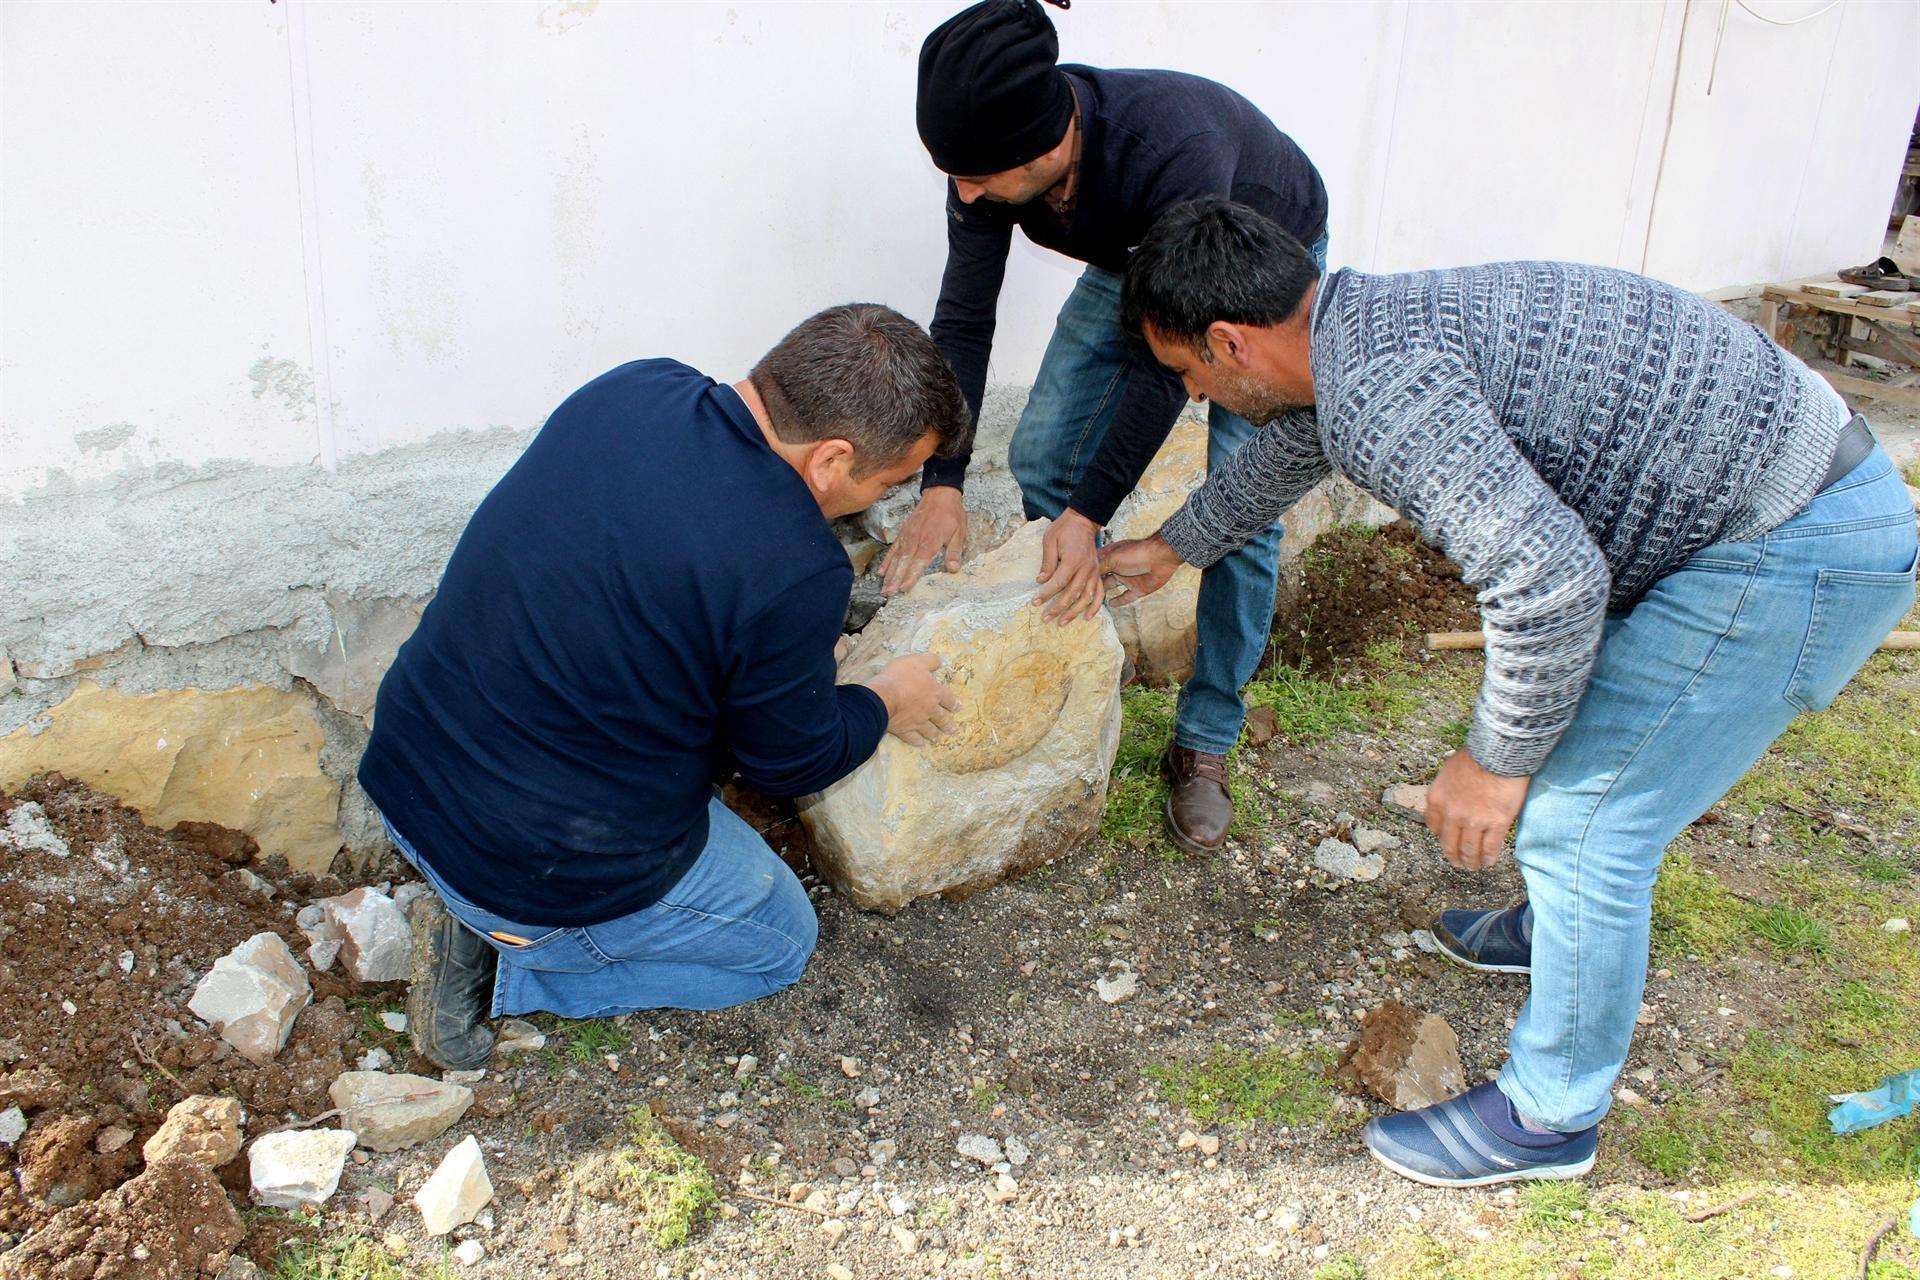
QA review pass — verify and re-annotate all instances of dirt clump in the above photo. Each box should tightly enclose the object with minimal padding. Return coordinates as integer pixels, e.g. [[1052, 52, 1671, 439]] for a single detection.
[[0, 773, 407, 1262], [3, 1158, 243, 1279], [1273, 520, 1480, 672]]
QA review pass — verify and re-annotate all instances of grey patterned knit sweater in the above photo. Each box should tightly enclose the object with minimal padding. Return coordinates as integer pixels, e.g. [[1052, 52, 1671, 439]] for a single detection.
[[1159, 262, 1847, 776]]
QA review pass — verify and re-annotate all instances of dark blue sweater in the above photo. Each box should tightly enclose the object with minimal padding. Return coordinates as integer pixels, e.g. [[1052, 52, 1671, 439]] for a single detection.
[[358, 359, 888, 926], [925, 66, 1327, 523]]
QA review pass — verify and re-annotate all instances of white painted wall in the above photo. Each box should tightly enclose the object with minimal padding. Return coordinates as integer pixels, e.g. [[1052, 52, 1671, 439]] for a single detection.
[[4, 0, 1916, 499]]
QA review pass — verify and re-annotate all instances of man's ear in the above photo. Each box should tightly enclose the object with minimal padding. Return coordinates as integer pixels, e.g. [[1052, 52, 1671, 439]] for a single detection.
[[802, 437, 857, 493], [1206, 321, 1253, 369]]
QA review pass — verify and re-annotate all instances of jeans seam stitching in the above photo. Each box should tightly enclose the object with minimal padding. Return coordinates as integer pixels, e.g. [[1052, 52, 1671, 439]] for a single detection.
[[644, 900, 811, 961]]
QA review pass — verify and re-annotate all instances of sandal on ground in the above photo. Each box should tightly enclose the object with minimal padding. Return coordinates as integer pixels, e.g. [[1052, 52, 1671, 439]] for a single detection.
[[1837, 256, 1915, 290]]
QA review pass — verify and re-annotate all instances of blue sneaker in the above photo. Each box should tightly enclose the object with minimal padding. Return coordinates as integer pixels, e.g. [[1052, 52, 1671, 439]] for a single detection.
[[1435, 900, 1532, 974], [1364, 1081, 1598, 1188]]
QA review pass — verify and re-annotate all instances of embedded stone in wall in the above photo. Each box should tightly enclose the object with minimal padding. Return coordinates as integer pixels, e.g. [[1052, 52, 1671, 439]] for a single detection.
[[798, 520, 1124, 913], [0, 680, 342, 873], [280, 591, 424, 723], [1107, 416, 1208, 686]]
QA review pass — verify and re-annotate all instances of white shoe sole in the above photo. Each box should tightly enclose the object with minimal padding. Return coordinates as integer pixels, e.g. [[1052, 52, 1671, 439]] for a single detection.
[[1365, 1140, 1595, 1188]]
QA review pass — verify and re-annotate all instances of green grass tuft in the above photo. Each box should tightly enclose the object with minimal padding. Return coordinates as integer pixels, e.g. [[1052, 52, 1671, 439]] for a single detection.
[[575, 1107, 720, 1249], [1144, 1044, 1335, 1129], [275, 1235, 453, 1280], [1650, 851, 1744, 960], [1746, 902, 1831, 956], [1102, 685, 1179, 848]]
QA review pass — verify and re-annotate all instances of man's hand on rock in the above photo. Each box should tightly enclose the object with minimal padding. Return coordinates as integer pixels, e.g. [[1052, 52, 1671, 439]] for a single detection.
[[865, 652, 960, 747], [880, 487, 967, 597], [1097, 533, 1184, 606], [1425, 748, 1531, 871], [1034, 508, 1104, 624]]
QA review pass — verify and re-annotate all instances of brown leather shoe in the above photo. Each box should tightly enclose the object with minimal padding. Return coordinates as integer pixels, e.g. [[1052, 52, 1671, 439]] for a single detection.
[[1163, 746, 1233, 855]]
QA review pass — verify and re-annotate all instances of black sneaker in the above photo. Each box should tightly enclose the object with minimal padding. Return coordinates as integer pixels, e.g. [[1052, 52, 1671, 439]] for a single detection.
[[405, 896, 498, 1070]]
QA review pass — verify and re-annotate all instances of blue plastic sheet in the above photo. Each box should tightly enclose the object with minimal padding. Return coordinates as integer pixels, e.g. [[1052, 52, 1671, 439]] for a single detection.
[[1827, 1068, 1920, 1135]]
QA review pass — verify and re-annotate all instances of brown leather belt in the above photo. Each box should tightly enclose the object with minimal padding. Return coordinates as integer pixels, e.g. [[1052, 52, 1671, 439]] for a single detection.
[[1817, 414, 1873, 493]]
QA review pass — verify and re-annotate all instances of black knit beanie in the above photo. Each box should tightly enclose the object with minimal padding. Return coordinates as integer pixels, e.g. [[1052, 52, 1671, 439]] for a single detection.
[[916, 0, 1074, 176]]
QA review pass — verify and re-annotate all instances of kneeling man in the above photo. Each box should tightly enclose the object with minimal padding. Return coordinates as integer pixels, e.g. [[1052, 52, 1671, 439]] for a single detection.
[[1104, 200, 1918, 1185], [360, 304, 967, 1068]]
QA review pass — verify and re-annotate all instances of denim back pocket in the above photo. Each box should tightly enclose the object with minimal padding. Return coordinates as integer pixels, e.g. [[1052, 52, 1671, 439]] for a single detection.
[[1785, 550, 1918, 712]]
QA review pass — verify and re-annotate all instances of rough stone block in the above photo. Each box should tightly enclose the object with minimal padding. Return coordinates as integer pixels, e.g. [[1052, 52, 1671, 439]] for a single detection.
[[0, 681, 343, 872], [301, 886, 412, 982], [188, 932, 312, 1065], [799, 521, 1124, 913], [248, 1128, 358, 1209], [414, 1134, 493, 1236], [143, 1095, 246, 1169], [328, 1071, 474, 1152], [862, 466, 1028, 568], [1382, 782, 1430, 820], [1107, 417, 1207, 686], [280, 592, 424, 723], [1336, 1000, 1467, 1111]]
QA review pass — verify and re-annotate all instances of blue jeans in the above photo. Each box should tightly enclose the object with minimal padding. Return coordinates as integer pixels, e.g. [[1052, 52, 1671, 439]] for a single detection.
[[385, 798, 818, 1019], [1008, 234, 1331, 754], [1499, 446, 1917, 1131]]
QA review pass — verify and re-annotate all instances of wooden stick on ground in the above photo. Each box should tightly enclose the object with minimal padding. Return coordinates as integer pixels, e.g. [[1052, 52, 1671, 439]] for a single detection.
[[1681, 1187, 1761, 1222], [730, 1188, 832, 1218], [1858, 1213, 1899, 1279], [1427, 631, 1920, 652]]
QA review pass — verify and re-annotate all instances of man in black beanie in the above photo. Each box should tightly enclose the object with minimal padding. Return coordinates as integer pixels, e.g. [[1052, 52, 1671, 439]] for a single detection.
[[883, 0, 1329, 854]]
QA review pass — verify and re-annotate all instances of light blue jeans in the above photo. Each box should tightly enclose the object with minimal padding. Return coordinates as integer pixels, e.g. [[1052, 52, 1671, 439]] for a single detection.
[[1009, 234, 1331, 754], [1500, 446, 1917, 1131], [385, 798, 818, 1019]]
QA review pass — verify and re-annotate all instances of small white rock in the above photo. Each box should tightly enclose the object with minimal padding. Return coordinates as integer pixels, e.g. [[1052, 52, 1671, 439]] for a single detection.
[[735, 1054, 759, 1078], [452, 1240, 485, 1266], [0, 1106, 26, 1145], [380, 1011, 408, 1033], [414, 1135, 493, 1235], [1095, 971, 1138, 1004], [957, 1134, 1004, 1166], [1883, 918, 1911, 934], [1003, 1135, 1029, 1166]]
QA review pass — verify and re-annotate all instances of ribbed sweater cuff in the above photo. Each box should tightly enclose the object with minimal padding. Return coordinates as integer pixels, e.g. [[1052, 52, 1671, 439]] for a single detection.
[[1159, 503, 1232, 570], [1465, 720, 1555, 779]]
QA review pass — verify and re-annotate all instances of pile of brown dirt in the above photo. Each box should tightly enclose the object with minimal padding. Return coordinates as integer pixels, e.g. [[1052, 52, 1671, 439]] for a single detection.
[[0, 773, 406, 1268], [1271, 520, 1480, 673]]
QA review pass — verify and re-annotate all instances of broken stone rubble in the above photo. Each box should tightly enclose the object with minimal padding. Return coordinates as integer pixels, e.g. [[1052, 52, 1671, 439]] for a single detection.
[[248, 1127, 358, 1209], [327, 1071, 474, 1152], [298, 885, 412, 982], [1313, 836, 1384, 882], [143, 1095, 247, 1169], [415, 1134, 493, 1236], [187, 931, 311, 1065]]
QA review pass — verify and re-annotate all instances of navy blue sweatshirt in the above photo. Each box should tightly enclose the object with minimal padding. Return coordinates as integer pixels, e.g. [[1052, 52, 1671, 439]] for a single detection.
[[925, 66, 1328, 524], [358, 359, 887, 926]]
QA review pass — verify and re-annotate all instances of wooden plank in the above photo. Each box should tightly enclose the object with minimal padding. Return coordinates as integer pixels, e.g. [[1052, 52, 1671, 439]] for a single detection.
[[1857, 289, 1911, 308], [1805, 280, 1869, 299], [1762, 287, 1920, 328], [1896, 215, 1920, 267], [1815, 368, 1920, 409]]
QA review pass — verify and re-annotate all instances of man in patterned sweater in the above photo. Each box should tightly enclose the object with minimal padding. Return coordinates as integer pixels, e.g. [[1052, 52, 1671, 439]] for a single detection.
[[1102, 199, 1918, 1186]]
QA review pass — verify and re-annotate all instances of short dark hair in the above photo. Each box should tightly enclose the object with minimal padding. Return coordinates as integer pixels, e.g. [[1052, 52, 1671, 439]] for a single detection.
[[1121, 199, 1322, 354], [750, 304, 968, 476]]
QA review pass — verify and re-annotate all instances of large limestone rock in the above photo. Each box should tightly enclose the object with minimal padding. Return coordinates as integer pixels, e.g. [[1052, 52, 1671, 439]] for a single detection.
[[799, 521, 1124, 913], [1107, 417, 1207, 686], [327, 1071, 473, 1152], [0, 681, 342, 872], [188, 932, 312, 1064]]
